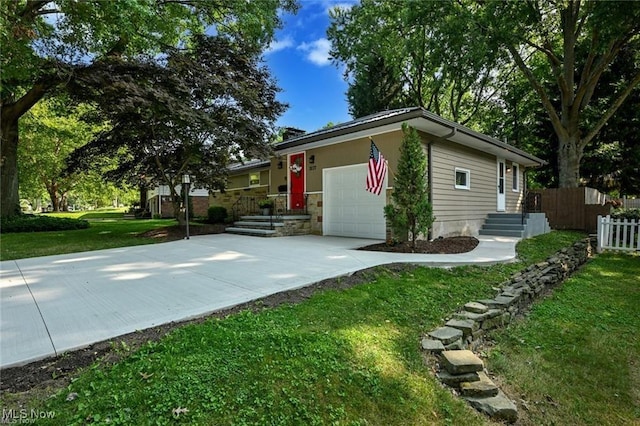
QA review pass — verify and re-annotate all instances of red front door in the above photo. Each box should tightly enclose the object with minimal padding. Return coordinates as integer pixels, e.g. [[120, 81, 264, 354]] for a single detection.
[[289, 153, 305, 210]]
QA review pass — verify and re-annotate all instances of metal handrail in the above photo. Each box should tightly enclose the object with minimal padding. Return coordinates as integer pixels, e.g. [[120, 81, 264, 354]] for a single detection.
[[231, 193, 309, 230]]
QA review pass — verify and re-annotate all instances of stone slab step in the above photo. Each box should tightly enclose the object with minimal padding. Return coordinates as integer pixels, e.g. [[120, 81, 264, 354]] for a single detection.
[[482, 223, 526, 230], [441, 350, 484, 375], [234, 221, 284, 227], [226, 227, 276, 237], [464, 302, 488, 314], [445, 319, 477, 338], [460, 371, 499, 397], [420, 338, 445, 353], [464, 390, 518, 423], [428, 326, 463, 345], [437, 370, 481, 387]]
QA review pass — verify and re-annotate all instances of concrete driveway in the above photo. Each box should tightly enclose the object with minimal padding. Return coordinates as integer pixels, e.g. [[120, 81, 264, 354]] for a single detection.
[[0, 234, 518, 369]]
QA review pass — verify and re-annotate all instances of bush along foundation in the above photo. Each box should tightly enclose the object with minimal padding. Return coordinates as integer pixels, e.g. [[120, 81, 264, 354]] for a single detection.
[[421, 238, 593, 423]]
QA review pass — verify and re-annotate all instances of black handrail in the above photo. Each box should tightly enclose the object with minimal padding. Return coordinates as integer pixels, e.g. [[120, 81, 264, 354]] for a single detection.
[[231, 193, 309, 229], [522, 191, 542, 224]]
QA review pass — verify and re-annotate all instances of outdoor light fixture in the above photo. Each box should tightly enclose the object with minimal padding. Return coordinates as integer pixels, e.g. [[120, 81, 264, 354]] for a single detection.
[[182, 174, 190, 239], [278, 160, 283, 169], [309, 155, 315, 164]]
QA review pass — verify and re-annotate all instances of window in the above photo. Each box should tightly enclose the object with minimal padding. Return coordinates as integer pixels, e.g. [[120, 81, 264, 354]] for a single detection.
[[455, 168, 470, 190], [249, 172, 260, 186], [512, 163, 519, 191]]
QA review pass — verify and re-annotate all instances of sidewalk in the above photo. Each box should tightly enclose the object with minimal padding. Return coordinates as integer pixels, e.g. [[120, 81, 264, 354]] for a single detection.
[[0, 234, 519, 369]]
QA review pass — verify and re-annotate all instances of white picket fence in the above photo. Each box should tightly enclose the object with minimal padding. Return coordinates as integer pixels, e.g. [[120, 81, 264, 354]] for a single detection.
[[597, 215, 640, 253]]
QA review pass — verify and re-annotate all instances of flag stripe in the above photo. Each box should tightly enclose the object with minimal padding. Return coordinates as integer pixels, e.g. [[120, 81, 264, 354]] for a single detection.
[[366, 140, 387, 195]]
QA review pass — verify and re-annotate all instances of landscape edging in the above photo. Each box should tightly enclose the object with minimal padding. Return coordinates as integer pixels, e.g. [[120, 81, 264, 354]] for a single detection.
[[421, 237, 593, 423]]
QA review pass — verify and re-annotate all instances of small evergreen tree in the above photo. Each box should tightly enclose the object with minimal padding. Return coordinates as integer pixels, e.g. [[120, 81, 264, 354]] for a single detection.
[[384, 123, 435, 249]]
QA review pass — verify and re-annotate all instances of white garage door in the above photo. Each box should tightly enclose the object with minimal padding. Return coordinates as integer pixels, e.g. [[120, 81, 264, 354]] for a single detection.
[[323, 164, 387, 239]]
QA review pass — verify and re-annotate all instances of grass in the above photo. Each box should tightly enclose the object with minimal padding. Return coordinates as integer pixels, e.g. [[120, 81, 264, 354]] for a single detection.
[[488, 251, 640, 425], [0, 218, 177, 261], [0, 231, 592, 425]]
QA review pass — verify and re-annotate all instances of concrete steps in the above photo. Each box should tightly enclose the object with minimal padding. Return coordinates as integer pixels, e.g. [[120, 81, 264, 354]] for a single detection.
[[479, 213, 525, 238], [226, 215, 312, 237], [226, 215, 278, 237]]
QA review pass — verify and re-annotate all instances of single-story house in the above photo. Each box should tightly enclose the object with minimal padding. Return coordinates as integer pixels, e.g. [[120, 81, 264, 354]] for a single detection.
[[210, 107, 548, 239], [147, 185, 210, 218]]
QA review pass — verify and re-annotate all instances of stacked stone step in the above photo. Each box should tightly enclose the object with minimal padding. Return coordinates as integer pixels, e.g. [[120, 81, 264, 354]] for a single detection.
[[438, 350, 517, 423], [419, 239, 593, 423]]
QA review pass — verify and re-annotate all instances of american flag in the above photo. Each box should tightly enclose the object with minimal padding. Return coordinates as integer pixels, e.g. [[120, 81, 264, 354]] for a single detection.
[[366, 139, 387, 195]]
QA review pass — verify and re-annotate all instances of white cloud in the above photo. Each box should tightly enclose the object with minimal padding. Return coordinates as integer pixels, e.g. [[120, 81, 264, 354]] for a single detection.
[[297, 38, 332, 66], [265, 36, 295, 55], [326, 2, 354, 15]]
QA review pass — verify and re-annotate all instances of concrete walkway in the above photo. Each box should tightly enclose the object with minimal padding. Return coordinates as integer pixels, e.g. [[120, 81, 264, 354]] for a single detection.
[[0, 234, 518, 369]]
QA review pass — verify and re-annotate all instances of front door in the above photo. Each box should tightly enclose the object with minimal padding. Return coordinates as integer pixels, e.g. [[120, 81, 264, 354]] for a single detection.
[[497, 158, 506, 211], [288, 152, 306, 210]]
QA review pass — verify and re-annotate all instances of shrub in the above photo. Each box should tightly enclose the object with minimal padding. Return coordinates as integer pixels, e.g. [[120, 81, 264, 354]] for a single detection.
[[207, 206, 228, 224], [0, 214, 90, 234], [611, 208, 640, 221]]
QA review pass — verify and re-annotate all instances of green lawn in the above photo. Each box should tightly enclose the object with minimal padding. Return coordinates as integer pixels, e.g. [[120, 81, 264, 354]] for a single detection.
[[2, 231, 594, 426], [0, 218, 177, 261], [488, 251, 640, 425]]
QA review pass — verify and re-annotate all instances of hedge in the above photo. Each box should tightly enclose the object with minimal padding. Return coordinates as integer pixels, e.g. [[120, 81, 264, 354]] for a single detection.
[[0, 215, 90, 234]]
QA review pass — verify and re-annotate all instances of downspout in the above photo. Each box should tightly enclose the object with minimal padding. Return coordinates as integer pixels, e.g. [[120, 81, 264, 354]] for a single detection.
[[428, 141, 433, 240], [429, 127, 457, 240]]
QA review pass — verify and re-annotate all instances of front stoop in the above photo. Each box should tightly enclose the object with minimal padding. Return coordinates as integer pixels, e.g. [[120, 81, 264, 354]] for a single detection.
[[226, 215, 311, 237], [479, 213, 551, 238]]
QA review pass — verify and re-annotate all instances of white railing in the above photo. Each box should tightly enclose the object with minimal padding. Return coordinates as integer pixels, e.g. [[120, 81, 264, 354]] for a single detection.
[[597, 215, 640, 253]]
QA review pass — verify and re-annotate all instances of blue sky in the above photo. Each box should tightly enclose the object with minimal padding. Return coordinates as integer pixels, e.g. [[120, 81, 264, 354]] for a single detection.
[[263, 0, 357, 133]]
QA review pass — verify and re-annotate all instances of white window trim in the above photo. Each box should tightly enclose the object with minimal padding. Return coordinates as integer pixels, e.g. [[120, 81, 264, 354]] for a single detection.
[[454, 168, 471, 190], [512, 163, 520, 192]]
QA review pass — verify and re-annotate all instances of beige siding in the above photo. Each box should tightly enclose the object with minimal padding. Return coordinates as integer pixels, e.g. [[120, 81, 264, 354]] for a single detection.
[[430, 140, 496, 237], [506, 161, 524, 213]]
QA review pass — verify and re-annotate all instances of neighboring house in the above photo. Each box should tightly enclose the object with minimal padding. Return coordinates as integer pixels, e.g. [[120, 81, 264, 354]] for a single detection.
[[210, 107, 547, 239], [147, 185, 210, 218]]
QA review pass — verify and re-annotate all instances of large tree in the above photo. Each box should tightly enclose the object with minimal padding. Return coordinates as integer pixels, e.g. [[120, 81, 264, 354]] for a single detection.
[[474, 0, 640, 188], [329, 1, 640, 188], [66, 35, 286, 222], [1, 0, 296, 217], [328, 0, 506, 124]]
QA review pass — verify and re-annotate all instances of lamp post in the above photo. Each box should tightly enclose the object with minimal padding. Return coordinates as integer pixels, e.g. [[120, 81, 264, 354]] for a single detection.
[[182, 174, 190, 240]]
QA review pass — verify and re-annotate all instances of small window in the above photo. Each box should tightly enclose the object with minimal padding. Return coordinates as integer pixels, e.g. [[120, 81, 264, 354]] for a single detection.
[[455, 168, 471, 190], [249, 172, 260, 186], [512, 164, 519, 192]]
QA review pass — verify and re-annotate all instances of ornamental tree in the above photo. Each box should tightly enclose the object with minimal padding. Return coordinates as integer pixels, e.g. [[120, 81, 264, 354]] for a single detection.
[[65, 35, 286, 223], [384, 123, 434, 250]]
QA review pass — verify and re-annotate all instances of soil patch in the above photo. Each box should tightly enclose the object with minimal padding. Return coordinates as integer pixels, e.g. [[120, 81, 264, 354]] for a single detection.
[[359, 236, 479, 254], [138, 223, 226, 241]]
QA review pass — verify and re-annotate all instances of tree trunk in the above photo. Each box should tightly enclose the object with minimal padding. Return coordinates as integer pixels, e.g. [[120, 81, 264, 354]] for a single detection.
[[1, 115, 20, 217], [557, 135, 582, 188], [46, 181, 60, 212]]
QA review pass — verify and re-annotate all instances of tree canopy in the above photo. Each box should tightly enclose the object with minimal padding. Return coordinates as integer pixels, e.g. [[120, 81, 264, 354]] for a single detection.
[[1, 0, 297, 217], [329, 0, 640, 189], [65, 35, 286, 220]]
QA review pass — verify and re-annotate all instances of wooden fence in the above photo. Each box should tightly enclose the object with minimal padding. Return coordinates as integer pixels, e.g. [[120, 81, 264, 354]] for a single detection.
[[597, 215, 640, 253], [530, 188, 611, 232], [623, 198, 640, 209]]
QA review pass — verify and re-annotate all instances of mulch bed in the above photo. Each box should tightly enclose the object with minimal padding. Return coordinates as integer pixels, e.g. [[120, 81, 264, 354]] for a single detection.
[[358, 236, 479, 254], [0, 233, 477, 401]]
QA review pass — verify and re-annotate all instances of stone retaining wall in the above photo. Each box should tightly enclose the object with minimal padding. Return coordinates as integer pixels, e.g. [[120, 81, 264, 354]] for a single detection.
[[421, 238, 593, 423]]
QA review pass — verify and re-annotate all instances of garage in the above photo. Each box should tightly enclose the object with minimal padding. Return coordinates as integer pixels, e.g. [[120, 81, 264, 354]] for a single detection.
[[323, 164, 387, 239]]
